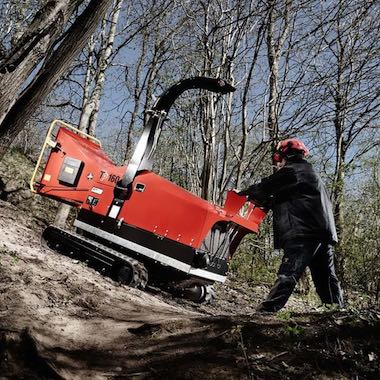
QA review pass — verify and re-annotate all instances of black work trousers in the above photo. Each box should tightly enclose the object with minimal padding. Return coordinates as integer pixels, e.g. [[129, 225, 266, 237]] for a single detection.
[[258, 239, 344, 312]]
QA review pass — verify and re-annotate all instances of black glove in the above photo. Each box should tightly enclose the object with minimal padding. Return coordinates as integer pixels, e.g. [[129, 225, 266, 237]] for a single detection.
[[238, 187, 272, 210], [237, 190, 248, 196], [236, 187, 252, 197]]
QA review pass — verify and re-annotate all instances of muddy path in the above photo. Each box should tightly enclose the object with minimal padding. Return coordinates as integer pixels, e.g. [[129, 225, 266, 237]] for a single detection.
[[0, 200, 379, 379]]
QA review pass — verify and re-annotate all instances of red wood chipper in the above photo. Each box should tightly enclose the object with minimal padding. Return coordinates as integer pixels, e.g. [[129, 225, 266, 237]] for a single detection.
[[30, 77, 266, 302]]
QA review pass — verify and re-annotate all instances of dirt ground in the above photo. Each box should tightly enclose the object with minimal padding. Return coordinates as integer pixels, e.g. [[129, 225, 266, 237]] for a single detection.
[[0, 199, 379, 379]]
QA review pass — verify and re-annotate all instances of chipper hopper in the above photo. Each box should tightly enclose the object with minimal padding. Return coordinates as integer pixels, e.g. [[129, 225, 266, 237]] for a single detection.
[[30, 77, 266, 302]]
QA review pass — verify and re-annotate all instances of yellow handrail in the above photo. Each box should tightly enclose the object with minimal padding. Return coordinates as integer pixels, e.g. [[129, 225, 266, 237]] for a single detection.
[[30, 120, 101, 193]]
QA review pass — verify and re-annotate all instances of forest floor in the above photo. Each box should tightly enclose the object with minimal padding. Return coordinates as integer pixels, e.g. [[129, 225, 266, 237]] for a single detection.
[[0, 151, 379, 379], [0, 200, 379, 380]]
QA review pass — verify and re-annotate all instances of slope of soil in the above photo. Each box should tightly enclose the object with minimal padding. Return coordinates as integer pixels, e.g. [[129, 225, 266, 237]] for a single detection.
[[0, 198, 379, 379]]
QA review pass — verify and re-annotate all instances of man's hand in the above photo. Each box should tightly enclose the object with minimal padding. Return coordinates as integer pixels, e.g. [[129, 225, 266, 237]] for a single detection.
[[232, 187, 271, 210], [232, 188, 248, 197]]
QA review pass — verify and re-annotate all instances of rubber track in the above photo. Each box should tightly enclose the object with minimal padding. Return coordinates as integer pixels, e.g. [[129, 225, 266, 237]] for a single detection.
[[42, 226, 148, 289]]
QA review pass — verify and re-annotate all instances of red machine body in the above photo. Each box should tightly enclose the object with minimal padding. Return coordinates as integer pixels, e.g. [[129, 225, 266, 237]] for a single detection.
[[38, 126, 264, 249]]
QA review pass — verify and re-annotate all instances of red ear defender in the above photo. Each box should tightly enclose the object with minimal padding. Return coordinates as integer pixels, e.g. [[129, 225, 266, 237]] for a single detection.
[[272, 151, 282, 163]]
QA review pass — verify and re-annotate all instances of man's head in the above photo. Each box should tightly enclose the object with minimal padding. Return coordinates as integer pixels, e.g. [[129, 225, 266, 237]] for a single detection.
[[273, 138, 309, 168]]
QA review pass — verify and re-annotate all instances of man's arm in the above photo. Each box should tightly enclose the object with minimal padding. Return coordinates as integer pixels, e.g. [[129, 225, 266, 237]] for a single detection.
[[239, 167, 297, 208]]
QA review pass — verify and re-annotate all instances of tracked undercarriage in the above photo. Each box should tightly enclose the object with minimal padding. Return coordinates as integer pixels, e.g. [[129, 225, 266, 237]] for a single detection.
[[43, 225, 216, 303], [42, 226, 148, 288]]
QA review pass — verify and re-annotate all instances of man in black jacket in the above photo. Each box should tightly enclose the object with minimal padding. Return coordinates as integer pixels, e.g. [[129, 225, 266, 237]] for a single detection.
[[239, 138, 344, 312]]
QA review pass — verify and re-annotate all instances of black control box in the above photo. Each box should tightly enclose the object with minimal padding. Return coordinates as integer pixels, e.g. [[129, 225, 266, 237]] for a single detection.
[[58, 157, 83, 186]]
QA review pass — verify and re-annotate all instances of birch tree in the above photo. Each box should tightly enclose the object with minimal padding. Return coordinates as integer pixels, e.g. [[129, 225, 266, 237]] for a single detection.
[[79, 0, 124, 136], [265, 0, 290, 150], [55, 0, 124, 227]]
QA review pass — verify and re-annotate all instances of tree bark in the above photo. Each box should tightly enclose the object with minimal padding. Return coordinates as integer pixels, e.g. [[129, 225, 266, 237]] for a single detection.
[[81, 0, 124, 136], [332, 100, 347, 281], [265, 0, 290, 154], [54, 0, 123, 228], [0, 1, 81, 127], [123, 29, 148, 162], [0, 0, 114, 160]]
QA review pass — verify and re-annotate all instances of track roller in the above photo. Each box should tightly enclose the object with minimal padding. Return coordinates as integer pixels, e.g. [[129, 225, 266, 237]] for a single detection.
[[167, 281, 216, 303]]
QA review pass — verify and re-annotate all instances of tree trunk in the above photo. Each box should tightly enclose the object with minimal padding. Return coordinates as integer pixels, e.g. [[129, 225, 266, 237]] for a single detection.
[[200, 94, 216, 202], [0, 0, 81, 128], [199, 3, 215, 202], [332, 128, 346, 281], [330, 6, 348, 281], [123, 28, 149, 162], [78, 35, 96, 131], [236, 19, 266, 190], [54, 204, 72, 228], [54, 0, 122, 228], [265, 0, 289, 154], [0, 0, 114, 160], [84, 0, 123, 136]]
